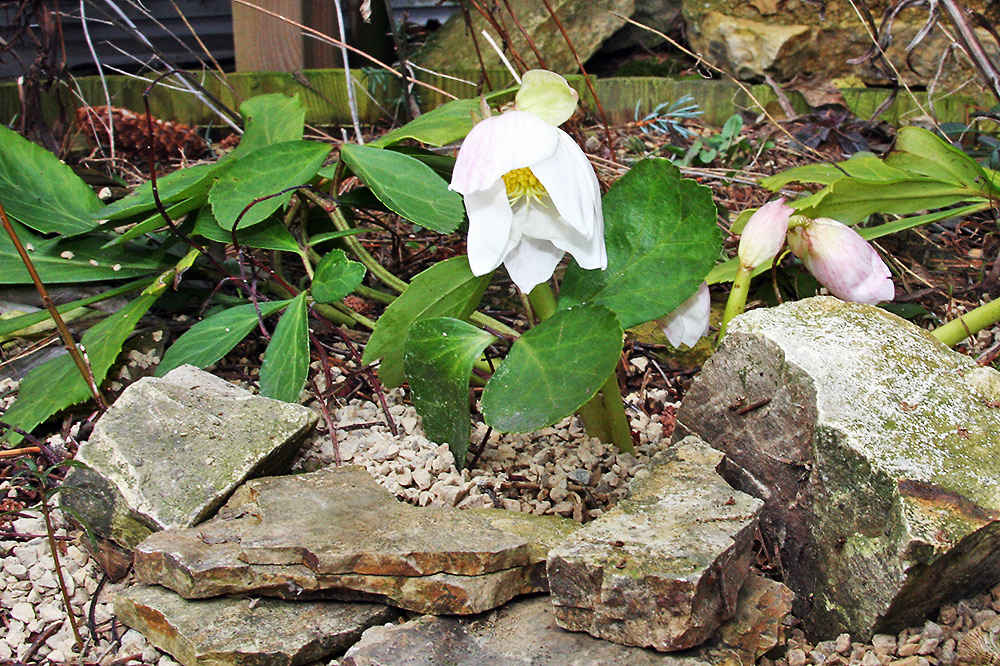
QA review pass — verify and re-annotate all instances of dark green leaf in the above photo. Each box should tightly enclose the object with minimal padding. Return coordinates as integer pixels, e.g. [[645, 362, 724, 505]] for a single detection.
[[97, 162, 218, 221], [482, 304, 622, 433], [0, 279, 147, 339], [311, 249, 366, 303], [156, 300, 291, 376], [1, 291, 160, 442], [370, 98, 480, 148], [105, 197, 204, 246], [0, 125, 103, 235], [389, 146, 457, 179], [259, 292, 310, 403], [340, 144, 464, 234], [887, 126, 997, 192], [404, 317, 495, 467], [559, 159, 721, 328], [856, 202, 992, 241], [362, 255, 490, 388], [797, 177, 988, 225], [759, 153, 908, 190], [192, 206, 300, 252], [232, 94, 307, 158], [209, 141, 331, 230], [0, 220, 170, 284]]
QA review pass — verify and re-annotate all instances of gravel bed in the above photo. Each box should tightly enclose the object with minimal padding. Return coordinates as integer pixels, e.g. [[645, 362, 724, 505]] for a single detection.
[[2, 383, 999, 665]]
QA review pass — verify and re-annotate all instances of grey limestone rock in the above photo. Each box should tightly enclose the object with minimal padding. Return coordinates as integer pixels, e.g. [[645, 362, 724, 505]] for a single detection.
[[547, 436, 764, 651], [61, 365, 317, 557], [341, 574, 792, 666], [134, 465, 580, 614], [676, 297, 1000, 637], [115, 583, 397, 666]]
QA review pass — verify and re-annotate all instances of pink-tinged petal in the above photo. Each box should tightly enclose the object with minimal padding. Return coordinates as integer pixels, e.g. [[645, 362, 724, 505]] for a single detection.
[[503, 237, 565, 293], [449, 111, 560, 195], [530, 129, 602, 239], [658, 282, 711, 348], [787, 218, 894, 304], [464, 182, 515, 276], [737, 198, 792, 270]]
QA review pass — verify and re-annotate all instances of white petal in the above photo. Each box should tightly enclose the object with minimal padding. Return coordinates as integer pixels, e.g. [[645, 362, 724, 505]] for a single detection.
[[514, 200, 606, 270], [502, 237, 565, 293], [658, 283, 710, 348], [465, 182, 516, 276], [449, 111, 560, 195], [530, 129, 601, 239]]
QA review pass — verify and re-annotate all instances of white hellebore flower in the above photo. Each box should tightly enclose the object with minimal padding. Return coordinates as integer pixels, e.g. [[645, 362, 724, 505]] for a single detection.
[[449, 73, 606, 293]]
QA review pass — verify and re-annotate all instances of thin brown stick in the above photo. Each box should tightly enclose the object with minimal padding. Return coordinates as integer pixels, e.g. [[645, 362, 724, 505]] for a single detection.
[[541, 0, 615, 156], [0, 446, 41, 458], [0, 202, 107, 409], [939, 0, 1000, 104], [232, 0, 457, 100], [499, 0, 546, 67], [458, 0, 492, 91], [40, 490, 84, 648], [467, 0, 529, 73]]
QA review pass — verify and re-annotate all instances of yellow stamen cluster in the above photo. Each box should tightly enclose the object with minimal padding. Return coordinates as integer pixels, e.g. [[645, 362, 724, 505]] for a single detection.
[[502, 167, 548, 205]]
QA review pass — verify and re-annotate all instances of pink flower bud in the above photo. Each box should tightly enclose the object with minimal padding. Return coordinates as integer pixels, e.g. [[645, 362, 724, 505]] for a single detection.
[[737, 199, 793, 270], [786, 217, 894, 304], [658, 282, 710, 348]]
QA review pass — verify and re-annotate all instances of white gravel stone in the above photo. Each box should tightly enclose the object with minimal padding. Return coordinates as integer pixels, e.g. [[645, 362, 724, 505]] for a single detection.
[[10, 601, 35, 623]]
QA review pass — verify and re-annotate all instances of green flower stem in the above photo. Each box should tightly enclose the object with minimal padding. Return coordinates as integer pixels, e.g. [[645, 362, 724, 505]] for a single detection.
[[599, 373, 635, 454], [719, 264, 752, 339], [933, 298, 1000, 347], [527, 283, 557, 321], [313, 301, 369, 328], [354, 283, 396, 305], [529, 283, 633, 453], [303, 190, 408, 293]]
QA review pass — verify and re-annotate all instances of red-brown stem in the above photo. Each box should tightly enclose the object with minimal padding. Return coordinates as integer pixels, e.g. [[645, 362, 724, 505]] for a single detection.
[[0, 202, 107, 409], [539, 0, 616, 157]]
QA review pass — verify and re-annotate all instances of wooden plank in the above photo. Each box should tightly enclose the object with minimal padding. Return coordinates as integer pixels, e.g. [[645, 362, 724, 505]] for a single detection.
[[0, 69, 990, 133], [231, 0, 304, 71]]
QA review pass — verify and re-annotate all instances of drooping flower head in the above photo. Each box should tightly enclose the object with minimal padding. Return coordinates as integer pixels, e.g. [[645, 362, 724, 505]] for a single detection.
[[786, 217, 894, 304], [449, 70, 606, 293], [737, 198, 793, 270], [658, 282, 711, 348]]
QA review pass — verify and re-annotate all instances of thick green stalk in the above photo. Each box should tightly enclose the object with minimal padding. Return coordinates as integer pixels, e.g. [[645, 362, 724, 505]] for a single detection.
[[527, 283, 557, 321], [719, 264, 752, 340], [529, 284, 633, 452], [599, 373, 634, 453], [933, 298, 1000, 347]]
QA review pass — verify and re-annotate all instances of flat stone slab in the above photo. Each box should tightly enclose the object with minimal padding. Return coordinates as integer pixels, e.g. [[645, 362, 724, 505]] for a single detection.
[[547, 436, 764, 651], [676, 297, 1000, 637], [341, 575, 792, 666], [62, 365, 317, 552], [134, 466, 580, 614], [115, 584, 397, 666]]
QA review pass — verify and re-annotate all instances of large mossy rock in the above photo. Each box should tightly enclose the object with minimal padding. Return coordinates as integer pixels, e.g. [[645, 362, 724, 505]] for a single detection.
[[676, 297, 1000, 638], [61, 366, 317, 567], [548, 437, 763, 651], [682, 0, 1000, 83], [416, 0, 634, 74]]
